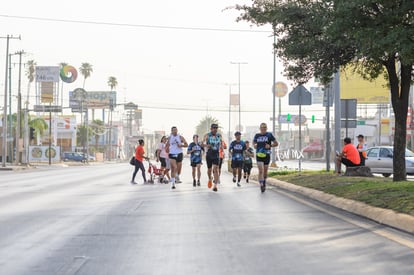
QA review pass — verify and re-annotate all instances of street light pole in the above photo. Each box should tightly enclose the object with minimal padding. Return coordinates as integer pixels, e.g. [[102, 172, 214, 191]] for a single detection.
[[271, 26, 277, 167], [1, 34, 20, 167], [230, 62, 248, 132]]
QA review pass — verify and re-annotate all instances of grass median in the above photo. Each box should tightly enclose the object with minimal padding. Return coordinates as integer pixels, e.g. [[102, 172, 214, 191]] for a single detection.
[[268, 171, 414, 216]]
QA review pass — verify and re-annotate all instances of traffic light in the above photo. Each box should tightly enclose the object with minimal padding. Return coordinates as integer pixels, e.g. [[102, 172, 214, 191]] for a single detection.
[[287, 113, 291, 122], [311, 115, 315, 123]]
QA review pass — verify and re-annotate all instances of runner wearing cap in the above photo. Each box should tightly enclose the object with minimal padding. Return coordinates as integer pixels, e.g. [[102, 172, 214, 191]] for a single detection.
[[202, 123, 222, 192], [187, 134, 204, 187], [253, 123, 278, 193], [229, 131, 247, 187]]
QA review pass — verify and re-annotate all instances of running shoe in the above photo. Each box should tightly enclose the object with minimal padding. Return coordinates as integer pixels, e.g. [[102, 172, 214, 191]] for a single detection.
[[260, 183, 266, 193], [232, 177, 236, 183], [212, 186, 218, 192], [208, 180, 212, 188], [197, 180, 201, 186], [243, 174, 246, 179], [246, 178, 249, 183], [130, 180, 137, 184], [237, 182, 241, 187], [193, 179, 196, 187], [171, 184, 176, 190]]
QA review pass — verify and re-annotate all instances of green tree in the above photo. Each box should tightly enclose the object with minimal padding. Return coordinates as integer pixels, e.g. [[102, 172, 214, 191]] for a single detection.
[[79, 62, 93, 89], [77, 125, 93, 147], [195, 115, 221, 137], [25, 60, 36, 107], [107, 76, 118, 90], [28, 117, 48, 145], [236, 0, 414, 181], [90, 119, 106, 152]]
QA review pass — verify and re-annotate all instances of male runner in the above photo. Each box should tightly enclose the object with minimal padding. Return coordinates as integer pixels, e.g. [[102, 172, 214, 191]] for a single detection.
[[165, 126, 188, 189], [253, 123, 278, 192], [202, 123, 222, 192], [229, 131, 246, 187]]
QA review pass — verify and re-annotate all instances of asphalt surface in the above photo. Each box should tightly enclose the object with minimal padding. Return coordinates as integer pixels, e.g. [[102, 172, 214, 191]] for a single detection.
[[1, 160, 414, 275]]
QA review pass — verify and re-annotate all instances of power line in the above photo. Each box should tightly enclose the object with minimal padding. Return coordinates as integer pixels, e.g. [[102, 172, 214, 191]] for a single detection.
[[0, 14, 271, 33]]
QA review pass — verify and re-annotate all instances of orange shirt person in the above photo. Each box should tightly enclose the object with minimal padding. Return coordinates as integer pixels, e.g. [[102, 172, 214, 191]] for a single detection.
[[131, 139, 149, 184], [336, 137, 361, 175]]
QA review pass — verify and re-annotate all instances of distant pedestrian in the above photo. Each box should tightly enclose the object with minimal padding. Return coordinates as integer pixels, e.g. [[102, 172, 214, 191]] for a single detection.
[[253, 123, 278, 192], [156, 136, 170, 183], [356, 134, 367, 166], [218, 140, 227, 184], [336, 137, 361, 175], [165, 126, 188, 189], [131, 139, 149, 184], [229, 131, 246, 187], [243, 140, 254, 183], [203, 123, 222, 192], [187, 134, 204, 187]]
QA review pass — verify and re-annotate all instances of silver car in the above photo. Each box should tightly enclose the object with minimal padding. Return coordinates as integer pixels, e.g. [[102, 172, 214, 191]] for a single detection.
[[365, 146, 414, 177]]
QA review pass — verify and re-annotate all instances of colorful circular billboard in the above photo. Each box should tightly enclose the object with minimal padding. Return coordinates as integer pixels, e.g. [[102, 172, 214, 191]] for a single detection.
[[60, 65, 78, 83]]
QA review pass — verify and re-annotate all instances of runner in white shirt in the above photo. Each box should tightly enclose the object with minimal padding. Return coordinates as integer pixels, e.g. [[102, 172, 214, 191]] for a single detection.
[[165, 126, 188, 189]]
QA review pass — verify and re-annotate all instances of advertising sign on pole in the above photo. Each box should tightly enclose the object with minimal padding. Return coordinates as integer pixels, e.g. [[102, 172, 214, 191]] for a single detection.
[[35, 66, 60, 82]]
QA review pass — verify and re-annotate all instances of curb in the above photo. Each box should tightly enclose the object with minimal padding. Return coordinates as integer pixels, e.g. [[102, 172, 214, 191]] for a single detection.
[[262, 176, 414, 234]]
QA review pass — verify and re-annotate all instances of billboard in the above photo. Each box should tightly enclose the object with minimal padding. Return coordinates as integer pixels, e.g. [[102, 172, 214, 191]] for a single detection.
[[340, 66, 390, 103], [36, 66, 60, 82], [69, 91, 116, 109]]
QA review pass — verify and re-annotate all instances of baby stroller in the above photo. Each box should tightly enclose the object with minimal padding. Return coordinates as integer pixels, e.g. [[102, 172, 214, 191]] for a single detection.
[[147, 159, 164, 183]]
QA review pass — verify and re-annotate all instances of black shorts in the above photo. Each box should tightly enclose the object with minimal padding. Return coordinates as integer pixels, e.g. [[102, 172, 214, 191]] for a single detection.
[[256, 155, 271, 165], [191, 161, 202, 167], [169, 153, 183, 162], [243, 162, 252, 174], [206, 157, 220, 169], [219, 158, 224, 169], [341, 158, 359, 167], [159, 157, 167, 167], [231, 160, 244, 169]]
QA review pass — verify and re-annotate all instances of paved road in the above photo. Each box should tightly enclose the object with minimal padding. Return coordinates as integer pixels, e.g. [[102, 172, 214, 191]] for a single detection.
[[1, 161, 414, 275]]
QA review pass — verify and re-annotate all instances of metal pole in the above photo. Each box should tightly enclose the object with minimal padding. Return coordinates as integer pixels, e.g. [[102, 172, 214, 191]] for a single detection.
[[325, 84, 331, 171], [48, 105, 52, 165], [299, 103, 302, 174], [2, 35, 11, 167], [230, 62, 247, 132], [15, 51, 23, 164], [271, 29, 277, 167], [334, 71, 341, 173], [228, 85, 231, 146]]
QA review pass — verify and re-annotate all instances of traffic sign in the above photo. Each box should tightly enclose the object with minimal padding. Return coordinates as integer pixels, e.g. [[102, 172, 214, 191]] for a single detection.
[[34, 105, 62, 112], [289, 85, 312, 106]]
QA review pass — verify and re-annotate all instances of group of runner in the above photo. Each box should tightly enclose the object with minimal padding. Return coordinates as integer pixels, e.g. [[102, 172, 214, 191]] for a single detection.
[[131, 122, 278, 193]]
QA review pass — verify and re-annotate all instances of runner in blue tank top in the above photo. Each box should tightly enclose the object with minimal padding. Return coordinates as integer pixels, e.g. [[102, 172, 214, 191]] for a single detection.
[[229, 131, 246, 187], [253, 123, 278, 193], [187, 134, 204, 187], [202, 123, 222, 192]]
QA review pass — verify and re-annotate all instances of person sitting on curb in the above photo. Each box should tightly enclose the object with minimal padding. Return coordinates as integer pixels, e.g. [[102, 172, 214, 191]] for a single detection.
[[336, 137, 360, 175]]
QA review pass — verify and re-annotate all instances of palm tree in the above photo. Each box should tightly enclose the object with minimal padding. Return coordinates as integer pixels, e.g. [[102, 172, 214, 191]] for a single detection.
[[107, 76, 118, 91], [79, 62, 93, 89], [195, 115, 221, 137], [90, 119, 105, 152], [25, 60, 36, 107], [28, 117, 48, 145]]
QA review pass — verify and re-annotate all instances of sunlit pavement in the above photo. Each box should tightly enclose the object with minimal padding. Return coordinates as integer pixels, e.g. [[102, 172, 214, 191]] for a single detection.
[[1, 160, 414, 274]]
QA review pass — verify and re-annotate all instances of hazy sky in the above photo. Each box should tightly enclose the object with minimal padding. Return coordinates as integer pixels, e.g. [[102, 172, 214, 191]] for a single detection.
[[1, 0, 321, 139]]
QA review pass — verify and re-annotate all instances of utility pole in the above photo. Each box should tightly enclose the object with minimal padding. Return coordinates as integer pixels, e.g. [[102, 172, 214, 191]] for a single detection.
[[271, 25, 277, 167], [15, 50, 24, 164], [230, 61, 248, 132], [1, 35, 20, 167]]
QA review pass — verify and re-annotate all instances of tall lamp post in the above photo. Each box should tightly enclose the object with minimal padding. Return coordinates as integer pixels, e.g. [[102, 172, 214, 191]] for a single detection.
[[1, 35, 20, 167], [230, 62, 248, 132]]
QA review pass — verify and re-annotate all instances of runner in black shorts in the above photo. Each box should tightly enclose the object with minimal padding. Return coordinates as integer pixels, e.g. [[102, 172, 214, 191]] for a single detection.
[[243, 141, 254, 183], [203, 124, 222, 192], [253, 123, 278, 193], [229, 131, 246, 187]]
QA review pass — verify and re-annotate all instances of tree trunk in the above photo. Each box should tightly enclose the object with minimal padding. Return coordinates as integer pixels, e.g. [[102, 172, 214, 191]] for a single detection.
[[387, 60, 412, 181]]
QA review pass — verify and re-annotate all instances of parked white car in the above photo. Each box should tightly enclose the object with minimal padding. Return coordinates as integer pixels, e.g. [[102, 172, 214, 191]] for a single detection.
[[365, 146, 414, 177]]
